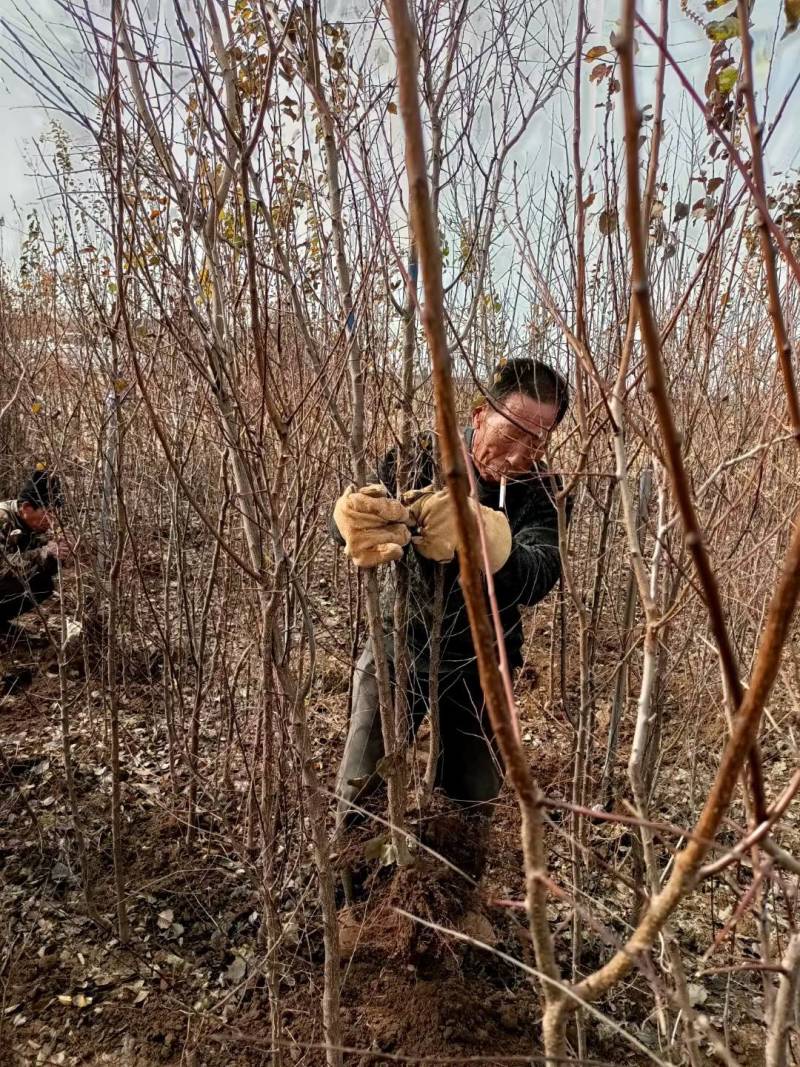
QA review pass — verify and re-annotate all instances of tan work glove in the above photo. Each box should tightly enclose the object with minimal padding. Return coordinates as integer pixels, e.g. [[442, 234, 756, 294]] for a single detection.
[[333, 483, 413, 568], [403, 486, 512, 574]]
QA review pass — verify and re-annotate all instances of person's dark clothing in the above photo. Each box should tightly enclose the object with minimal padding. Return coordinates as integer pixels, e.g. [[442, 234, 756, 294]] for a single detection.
[[335, 643, 501, 814], [19, 470, 63, 511], [0, 500, 57, 627], [332, 429, 565, 819]]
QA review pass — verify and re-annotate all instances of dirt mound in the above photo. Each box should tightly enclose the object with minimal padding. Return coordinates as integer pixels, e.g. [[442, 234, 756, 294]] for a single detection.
[[338, 862, 468, 972], [336, 806, 501, 981]]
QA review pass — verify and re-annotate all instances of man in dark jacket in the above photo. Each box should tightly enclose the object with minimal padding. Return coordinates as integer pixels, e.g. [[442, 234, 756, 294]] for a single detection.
[[332, 359, 569, 825], [0, 468, 68, 635]]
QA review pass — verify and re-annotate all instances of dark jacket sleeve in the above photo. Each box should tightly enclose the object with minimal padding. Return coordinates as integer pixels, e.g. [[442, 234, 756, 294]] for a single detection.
[[491, 477, 565, 608], [329, 509, 345, 546]]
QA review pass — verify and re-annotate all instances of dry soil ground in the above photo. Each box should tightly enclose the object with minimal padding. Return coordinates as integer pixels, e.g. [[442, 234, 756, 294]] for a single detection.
[[0, 600, 769, 1066]]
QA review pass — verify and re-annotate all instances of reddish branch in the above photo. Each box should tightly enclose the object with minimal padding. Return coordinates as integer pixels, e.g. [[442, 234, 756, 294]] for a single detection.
[[384, 0, 564, 1047], [736, 0, 800, 442], [634, 11, 800, 291], [701, 766, 800, 877], [621, 10, 769, 825]]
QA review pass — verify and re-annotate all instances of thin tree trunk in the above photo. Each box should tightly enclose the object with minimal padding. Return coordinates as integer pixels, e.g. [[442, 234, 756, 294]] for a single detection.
[[386, 5, 565, 1059], [423, 567, 444, 800], [765, 934, 800, 1067], [303, 4, 410, 864], [106, 381, 130, 944], [601, 470, 652, 807], [187, 494, 226, 845]]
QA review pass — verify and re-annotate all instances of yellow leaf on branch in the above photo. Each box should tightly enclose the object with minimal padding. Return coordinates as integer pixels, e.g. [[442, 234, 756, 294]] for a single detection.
[[716, 66, 737, 94], [706, 15, 739, 41]]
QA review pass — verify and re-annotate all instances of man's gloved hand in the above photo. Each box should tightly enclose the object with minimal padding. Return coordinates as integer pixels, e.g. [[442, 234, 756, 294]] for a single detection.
[[402, 487, 456, 563], [403, 485, 512, 574], [43, 538, 73, 563], [333, 484, 413, 568], [478, 505, 513, 573]]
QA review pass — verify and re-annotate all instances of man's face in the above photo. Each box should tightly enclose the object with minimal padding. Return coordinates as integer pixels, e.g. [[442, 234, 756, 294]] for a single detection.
[[471, 391, 559, 483], [19, 502, 53, 533]]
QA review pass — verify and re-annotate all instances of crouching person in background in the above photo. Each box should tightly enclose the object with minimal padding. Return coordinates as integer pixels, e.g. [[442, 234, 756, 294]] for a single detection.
[[0, 468, 70, 639]]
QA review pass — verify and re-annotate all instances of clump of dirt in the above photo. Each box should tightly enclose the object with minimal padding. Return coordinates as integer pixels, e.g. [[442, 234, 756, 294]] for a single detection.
[[382, 860, 469, 968], [418, 807, 491, 879], [331, 813, 542, 1063], [336, 807, 493, 973]]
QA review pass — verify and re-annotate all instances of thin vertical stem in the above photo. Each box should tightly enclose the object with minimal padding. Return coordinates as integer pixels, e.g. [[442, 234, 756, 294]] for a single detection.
[[386, 2, 564, 1059]]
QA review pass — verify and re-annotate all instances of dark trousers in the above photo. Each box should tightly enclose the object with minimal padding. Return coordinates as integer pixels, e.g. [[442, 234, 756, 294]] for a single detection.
[[335, 642, 503, 825], [0, 571, 54, 628]]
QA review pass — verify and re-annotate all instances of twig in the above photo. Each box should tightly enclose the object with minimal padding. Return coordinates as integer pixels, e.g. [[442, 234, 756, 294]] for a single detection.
[[701, 767, 800, 877], [736, 0, 800, 442], [385, 1, 564, 1058], [765, 933, 800, 1067], [562, 2, 800, 1025], [635, 10, 800, 290]]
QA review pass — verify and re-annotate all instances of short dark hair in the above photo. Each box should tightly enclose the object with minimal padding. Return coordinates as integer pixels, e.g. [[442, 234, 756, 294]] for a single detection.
[[484, 358, 569, 425], [19, 468, 63, 511]]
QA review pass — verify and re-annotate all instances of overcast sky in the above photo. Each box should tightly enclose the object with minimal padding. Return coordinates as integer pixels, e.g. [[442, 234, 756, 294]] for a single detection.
[[1, 0, 798, 259]]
